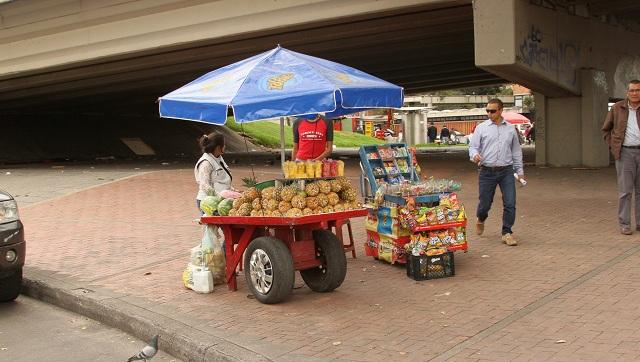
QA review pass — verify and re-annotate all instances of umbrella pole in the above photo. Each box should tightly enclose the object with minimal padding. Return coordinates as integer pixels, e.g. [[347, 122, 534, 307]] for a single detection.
[[280, 117, 286, 177]]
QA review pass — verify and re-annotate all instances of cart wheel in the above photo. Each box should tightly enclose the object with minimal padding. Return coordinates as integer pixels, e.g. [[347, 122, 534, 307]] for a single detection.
[[244, 237, 294, 304], [300, 230, 347, 292]]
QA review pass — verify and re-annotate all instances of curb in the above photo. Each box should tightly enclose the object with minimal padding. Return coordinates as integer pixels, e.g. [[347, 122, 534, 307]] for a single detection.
[[22, 268, 271, 362]]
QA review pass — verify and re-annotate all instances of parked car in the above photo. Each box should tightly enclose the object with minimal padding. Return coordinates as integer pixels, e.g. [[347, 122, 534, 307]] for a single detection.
[[0, 190, 25, 302]]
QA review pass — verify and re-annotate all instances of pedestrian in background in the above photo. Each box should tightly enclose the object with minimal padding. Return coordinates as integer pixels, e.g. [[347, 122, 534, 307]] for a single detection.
[[469, 98, 525, 246], [427, 122, 437, 143], [194, 133, 232, 213], [602, 79, 640, 235], [440, 125, 450, 145]]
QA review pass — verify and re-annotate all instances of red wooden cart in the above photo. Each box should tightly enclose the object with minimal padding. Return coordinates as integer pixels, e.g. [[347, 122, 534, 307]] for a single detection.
[[200, 209, 367, 304]]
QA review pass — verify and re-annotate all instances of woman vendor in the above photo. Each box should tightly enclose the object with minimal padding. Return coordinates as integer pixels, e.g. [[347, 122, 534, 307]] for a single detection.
[[194, 133, 232, 212]]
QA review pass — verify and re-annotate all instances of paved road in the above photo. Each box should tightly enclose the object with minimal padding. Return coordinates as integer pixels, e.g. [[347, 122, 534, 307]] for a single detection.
[[11, 148, 636, 362], [0, 296, 179, 362]]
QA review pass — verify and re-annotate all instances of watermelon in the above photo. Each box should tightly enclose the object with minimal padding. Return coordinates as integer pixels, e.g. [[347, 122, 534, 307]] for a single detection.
[[217, 198, 234, 216], [200, 195, 224, 216]]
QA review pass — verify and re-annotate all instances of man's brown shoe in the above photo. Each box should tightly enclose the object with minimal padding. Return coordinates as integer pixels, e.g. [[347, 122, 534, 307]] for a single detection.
[[501, 233, 518, 246], [621, 227, 633, 235], [476, 219, 484, 236]]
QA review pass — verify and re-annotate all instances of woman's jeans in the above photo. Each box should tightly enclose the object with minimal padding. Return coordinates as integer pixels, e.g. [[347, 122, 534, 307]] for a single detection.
[[476, 166, 516, 235]]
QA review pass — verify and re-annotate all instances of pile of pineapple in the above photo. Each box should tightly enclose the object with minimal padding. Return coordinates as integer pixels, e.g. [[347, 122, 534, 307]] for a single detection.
[[228, 178, 359, 217]]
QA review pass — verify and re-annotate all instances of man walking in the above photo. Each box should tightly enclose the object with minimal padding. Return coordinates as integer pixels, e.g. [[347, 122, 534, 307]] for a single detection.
[[469, 99, 525, 246], [427, 122, 437, 143], [602, 80, 640, 235]]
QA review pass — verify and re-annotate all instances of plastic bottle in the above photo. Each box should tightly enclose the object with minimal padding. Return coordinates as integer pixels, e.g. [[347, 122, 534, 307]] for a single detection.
[[514, 173, 527, 186], [192, 266, 214, 293]]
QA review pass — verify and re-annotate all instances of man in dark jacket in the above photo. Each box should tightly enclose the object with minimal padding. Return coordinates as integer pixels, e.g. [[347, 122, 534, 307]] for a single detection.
[[602, 79, 640, 235], [440, 126, 451, 144], [427, 123, 437, 143]]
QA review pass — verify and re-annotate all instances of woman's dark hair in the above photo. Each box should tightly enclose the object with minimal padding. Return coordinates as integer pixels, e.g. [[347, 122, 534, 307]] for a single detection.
[[199, 132, 225, 153]]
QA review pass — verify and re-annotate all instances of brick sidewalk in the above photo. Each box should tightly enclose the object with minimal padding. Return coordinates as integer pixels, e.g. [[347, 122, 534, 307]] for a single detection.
[[18, 156, 640, 361]]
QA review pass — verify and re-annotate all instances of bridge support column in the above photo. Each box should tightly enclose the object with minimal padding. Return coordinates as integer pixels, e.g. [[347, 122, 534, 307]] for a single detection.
[[534, 69, 609, 167]]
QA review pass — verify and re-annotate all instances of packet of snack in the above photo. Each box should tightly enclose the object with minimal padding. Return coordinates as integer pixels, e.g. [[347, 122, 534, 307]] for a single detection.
[[457, 205, 466, 221], [337, 160, 345, 177], [306, 160, 315, 178], [436, 208, 446, 224]]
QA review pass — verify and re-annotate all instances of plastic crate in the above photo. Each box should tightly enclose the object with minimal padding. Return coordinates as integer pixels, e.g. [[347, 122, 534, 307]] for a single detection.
[[406, 252, 455, 281]]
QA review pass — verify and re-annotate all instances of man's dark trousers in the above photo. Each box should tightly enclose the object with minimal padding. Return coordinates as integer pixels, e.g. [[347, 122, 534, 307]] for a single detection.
[[477, 166, 516, 235]]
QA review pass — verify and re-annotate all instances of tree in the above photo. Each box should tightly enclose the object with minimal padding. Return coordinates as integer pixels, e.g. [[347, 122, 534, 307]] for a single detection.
[[523, 96, 535, 110]]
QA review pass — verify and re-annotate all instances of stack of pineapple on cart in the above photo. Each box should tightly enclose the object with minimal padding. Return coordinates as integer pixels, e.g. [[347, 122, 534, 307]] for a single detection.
[[158, 46, 404, 303], [359, 143, 468, 281]]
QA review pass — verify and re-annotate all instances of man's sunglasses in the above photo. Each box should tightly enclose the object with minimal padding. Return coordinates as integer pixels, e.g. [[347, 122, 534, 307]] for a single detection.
[[486, 109, 499, 114]]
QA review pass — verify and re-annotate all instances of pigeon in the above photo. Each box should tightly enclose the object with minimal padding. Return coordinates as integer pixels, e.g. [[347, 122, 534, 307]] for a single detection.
[[127, 334, 159, 362]]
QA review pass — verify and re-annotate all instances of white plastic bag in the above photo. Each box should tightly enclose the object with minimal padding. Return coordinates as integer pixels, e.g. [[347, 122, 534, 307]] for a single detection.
[[183, 225, 226, 290]]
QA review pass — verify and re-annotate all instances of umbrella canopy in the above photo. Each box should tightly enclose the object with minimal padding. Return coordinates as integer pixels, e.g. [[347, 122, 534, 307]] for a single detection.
[[501, 112, 530, 124], [158, 46, 403, 124]]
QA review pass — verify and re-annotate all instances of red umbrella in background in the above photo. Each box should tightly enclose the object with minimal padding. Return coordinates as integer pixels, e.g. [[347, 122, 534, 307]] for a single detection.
[[502, 112, 531, 124]]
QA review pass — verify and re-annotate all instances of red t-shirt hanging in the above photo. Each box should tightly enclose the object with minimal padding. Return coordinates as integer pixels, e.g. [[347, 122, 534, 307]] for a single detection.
[[293, 118, 334, 160]]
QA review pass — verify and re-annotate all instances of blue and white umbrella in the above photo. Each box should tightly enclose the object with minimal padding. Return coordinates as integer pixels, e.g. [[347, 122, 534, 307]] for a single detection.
[[158, 45, 403, 124]]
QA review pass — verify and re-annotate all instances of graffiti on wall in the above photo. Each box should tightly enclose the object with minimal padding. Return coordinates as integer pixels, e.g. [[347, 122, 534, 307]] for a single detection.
[[518, 25, 581, 87], [614, 56, 640, 98]]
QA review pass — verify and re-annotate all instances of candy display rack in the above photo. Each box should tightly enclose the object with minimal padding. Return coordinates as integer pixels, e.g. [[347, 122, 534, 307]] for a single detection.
[[359, 143, 468, 271]]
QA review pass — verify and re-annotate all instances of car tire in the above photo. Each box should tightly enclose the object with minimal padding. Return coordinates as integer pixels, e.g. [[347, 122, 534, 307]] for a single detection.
[[0, 268, 22, 302], [244, 237, 294, 304], [300, 230, 347, 292]]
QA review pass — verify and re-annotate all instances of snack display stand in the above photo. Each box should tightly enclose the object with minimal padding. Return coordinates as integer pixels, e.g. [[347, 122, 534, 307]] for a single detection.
[[359, 143, 468, 279]]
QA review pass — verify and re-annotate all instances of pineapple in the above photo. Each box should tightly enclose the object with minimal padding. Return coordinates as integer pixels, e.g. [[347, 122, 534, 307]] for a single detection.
[[312, 207, 323, 214], [340, 188, 357, 202], [333, 203, 345, 212], [302, 207, 313, 216], [337, 177, 351, 190], [323, 205, 334, 213], [316, 193, 329, 207], [244, 187, 260, 202], [280, 185, 297, 202], [241, 177, 260, 201], [263, 198, 278, 211], [330, 179, 342, 193], [238, 203, 252, 216], [285, 208, 303, 217], [228, 209, 238, 216], [327, 192, 340, 206], [232, 198, 243, 209], [350, 200, 361, 209], [305, 196, 319, 209], [317, 180, 331, 194], [291, 195, 306, 209], [278, 201, 292, 213], [261, 187, 275, 200], [250, 209, 265, 217], [273, 186, 283, 201], [252, 198, 262, 210], [269, 210, 283, 217], [305, 182, 320, 197]]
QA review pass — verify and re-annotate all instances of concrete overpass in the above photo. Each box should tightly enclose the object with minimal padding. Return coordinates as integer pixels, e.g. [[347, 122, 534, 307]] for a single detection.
[[0, 0, 639, 167]]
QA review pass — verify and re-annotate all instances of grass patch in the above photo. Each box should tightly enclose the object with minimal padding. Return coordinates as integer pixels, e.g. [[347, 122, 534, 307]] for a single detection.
[[226, 118, 384, 148]]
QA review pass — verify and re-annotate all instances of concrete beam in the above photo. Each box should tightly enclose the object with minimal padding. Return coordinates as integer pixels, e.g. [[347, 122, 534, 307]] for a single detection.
[[474, 0, 640, 99], [0, 0, 468, 76]]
